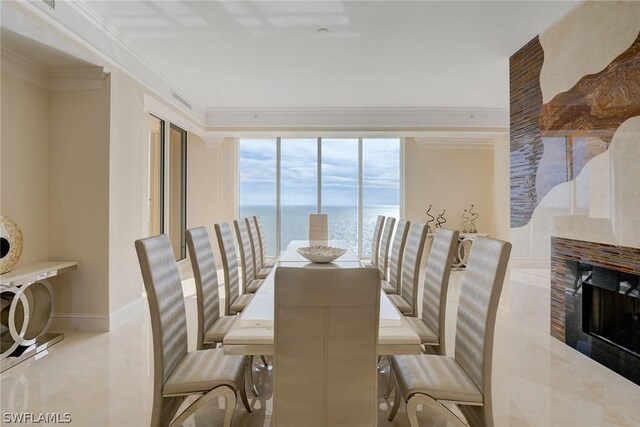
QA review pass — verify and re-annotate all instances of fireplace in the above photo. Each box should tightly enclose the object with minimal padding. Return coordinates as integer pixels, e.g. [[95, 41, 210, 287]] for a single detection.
[[551, 237, 640, 385]]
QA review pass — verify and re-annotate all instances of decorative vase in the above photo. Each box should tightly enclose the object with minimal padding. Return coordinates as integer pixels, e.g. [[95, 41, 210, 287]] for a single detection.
[[0, 215, 24, 274]]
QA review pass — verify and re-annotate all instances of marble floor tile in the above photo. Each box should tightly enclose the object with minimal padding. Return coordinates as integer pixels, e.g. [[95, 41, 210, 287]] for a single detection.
[[1, 269, 639, 426]]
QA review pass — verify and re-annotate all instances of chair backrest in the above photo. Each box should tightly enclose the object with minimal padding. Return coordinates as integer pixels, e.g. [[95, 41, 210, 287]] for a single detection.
[[399, 222, 428, 316], [215, 222, 240, 315], [370, 215, 385, 265], [135, 235, 188, 426], [455, 237, 511, 427], [247, 217, 264, 270], [378, 217, 396, 280], [421, 228, 459, 355], [255, 216, 269, 262], [234, 219, 256, 289], [185, 227, 221, 350], [388, 220, 410, 290], [273, 267, 381, 427], [308, 213, 328, 244]]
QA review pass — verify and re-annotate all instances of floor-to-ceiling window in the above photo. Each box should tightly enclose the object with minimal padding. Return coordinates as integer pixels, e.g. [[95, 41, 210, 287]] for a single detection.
[[280, 138, 318, 250], [168, 124, 187, 260], [238, 137, 401, 257], [321, 138, 359, 250], [362, 138, 401, 257], [238, 139, 277, 256], [146, 114, 187, 261]]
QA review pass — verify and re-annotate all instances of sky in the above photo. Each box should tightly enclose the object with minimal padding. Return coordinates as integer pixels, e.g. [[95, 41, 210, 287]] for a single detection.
[[239, 138, 400, 207]]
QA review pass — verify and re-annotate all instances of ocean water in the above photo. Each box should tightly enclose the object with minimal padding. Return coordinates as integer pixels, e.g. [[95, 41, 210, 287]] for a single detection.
[[240, 205, 399, 257]]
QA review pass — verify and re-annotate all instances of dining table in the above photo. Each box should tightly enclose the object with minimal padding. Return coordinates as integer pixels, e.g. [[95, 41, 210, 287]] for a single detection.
[[222, 239, 422, 356]]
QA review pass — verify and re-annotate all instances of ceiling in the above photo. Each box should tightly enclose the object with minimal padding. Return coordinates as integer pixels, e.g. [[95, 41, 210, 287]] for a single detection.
[[1, 28, 95, 69], [83, 0, 578, 111]]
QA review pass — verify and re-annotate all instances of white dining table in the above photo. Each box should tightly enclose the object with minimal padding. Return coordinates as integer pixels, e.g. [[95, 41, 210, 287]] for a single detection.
[[222, 240, 421, 356]]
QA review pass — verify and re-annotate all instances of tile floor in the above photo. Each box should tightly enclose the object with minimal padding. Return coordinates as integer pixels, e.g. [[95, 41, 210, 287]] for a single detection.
[[1, 269, 639, 426]]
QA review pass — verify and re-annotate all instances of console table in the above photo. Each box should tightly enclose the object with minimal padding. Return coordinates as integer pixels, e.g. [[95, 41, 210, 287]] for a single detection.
[[1, 261, 77, 372]]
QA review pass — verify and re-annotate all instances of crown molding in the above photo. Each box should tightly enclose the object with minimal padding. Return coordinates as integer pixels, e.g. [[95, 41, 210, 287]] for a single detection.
[[1, 48, 107, 91], [205, 107, 509, 129], [66, 0, 208, 114], [8, 0, 206, 125]]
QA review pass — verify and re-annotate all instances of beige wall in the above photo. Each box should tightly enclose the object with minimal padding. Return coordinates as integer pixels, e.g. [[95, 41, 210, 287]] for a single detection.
[[0, 71, 50, 264], [48, 78, 111, 327], [107, 69, 148, 316], [186, 135, 220, 255], [404, 138, 496, 235]]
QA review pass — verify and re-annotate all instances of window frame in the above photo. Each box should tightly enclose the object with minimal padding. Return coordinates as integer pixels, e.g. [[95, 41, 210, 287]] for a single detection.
[[237, 136, 403, 258]]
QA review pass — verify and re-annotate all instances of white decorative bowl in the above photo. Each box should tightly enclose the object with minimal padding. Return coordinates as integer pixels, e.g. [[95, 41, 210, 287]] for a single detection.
[[297, 246, 346, 263]]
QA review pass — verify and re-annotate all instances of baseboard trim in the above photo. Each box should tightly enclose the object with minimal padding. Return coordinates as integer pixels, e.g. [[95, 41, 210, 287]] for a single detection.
[[50, 312, 109, 332], [50, 297, 144, 333]]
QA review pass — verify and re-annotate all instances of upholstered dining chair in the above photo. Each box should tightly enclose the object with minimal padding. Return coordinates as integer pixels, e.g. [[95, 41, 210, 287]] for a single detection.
[[254, 216, 277, 268], [185, 227, 238, 350], [388, 236, 512, 427], [381, 220, 410, 294], [246, 217, 272, 279], [409, 227, 459, 354], [273, 267, 381, 427], [367, 215, 385, 267], [308, 213, 328, 245], [135, 234, 251, 427], [215, 222, 254, 316], [234, 219, 264, 293], [378, 217, 396, 280], [388, 223, 428, 316]]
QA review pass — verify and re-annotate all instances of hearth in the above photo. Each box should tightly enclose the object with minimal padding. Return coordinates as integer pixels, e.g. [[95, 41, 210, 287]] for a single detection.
[[550, 237, 640, 385]]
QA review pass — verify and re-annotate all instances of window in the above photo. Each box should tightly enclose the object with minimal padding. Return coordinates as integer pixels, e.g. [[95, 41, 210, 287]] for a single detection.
[[239, 137, 401, 257], [239, 139, 277, 256], [147, 114, 187, 261], [281, 139, 318, 249], [168, 124, 187, 260]]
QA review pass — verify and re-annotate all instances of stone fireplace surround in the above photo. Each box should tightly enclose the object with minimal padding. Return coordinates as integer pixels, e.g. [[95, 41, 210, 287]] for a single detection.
[[551, 236, 640, 385]]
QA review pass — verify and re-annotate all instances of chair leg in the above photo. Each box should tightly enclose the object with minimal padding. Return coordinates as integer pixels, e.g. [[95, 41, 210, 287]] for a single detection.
[[239, 373, 252, 413], [388, 377, 402, 421], [383, 367, 395, 399], [168, 386, 236, 427], [247, 356, 259, 397], [406, 394, 469, 427], [260, 355, 268, 367]]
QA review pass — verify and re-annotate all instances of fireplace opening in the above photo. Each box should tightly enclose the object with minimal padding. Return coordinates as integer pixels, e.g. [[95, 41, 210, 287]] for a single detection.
[[579, 264, 640, 356]]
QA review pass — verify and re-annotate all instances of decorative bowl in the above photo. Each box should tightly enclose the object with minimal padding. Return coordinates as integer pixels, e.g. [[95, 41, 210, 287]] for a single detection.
[[297, 246, 346, 263]]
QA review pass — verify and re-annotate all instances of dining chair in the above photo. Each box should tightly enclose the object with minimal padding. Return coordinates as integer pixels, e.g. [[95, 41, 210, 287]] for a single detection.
[[273, 267, 381, 427], [246, 217, 272, 279], [215, 222, 254, 315], [234, 219, 264, 293], [407, 227, 459, 354], [254, 216, 277, 268], [388, 236, 512, 427], [382, 220, 410, 294], [388, 223, 428, 316], [367, 215, 385, 267], [135, 234, 251, 427], [378, 217, 396, 280], [308, 213, 329, 245], [185, 227, 238, 350]]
